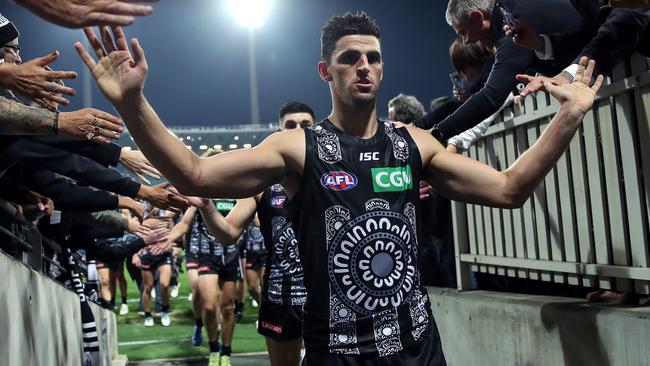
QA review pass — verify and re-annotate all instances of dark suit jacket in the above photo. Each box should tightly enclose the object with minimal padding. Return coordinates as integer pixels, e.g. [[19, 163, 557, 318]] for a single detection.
[[549, 2, 650, 75], [435, 0, 584, 141]]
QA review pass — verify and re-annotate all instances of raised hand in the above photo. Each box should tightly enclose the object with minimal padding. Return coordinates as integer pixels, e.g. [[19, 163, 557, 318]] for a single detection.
[[75, 26, 148, 105], [118, 196, 145, 222], [168, 187, 209, 208], [16, 0, 156, 28], [137, 227, 169, 245], [540, 57, 604, 117], [517, 73, 570, 97], [138, 182, 191, 212], [2, 51, 77, 110], [119, 148, 162, 184], [58, 108, 123, 144]]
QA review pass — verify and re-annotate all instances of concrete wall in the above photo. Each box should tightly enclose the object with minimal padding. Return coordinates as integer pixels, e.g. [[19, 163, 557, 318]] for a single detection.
[[428, 287, 650, 366], [0, 251, 117, 366]]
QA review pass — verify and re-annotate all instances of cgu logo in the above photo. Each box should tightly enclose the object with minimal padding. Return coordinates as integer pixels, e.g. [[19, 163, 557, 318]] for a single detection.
[[371, 165, 413, 192], [271, 196, 286, 208], [320, 171, 358, 191]]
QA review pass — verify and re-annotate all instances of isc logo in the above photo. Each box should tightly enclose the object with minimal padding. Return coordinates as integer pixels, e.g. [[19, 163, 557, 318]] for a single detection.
[[320, 171, 358, 191]]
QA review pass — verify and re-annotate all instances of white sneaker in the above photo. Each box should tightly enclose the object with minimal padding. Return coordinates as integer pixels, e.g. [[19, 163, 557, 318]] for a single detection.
[[119, 303, 129, 315], [161, 312, 171, 326], [187, 292, 193, 302], [144, 316, 154, 327], [171, 284, 180, 298], [251, 299, 259, 308]]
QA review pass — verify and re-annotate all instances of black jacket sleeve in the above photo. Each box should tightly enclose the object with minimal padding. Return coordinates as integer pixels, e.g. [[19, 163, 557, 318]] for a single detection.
[[23, 148, 141, 198], [435, 38, 536, 140], [13, 167, 119, 211], [549, 8, 650, 75], [91, 236, 146, 262], [24, 135, 122, 167], [413, 98, 463, 130]]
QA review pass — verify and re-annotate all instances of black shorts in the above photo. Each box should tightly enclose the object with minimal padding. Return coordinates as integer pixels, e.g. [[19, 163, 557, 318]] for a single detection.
[[197, 251, 242, 281], [245, 251, 267, 271], [96, 259, 121, 270], [140, 252, 173, 272], [301, 327, 446, 366], [186, 251, 200, 271], [257, 301, 303, 341]]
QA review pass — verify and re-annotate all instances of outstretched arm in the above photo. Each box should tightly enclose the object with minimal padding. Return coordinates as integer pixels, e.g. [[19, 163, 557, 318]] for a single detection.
[[0, 96, 123, 142], [75, 26, 302, 198], [15, 0, 156, 28], [415, 57, 603, 208], [193, 196, 258, 245], [0, 51, 77, 110]]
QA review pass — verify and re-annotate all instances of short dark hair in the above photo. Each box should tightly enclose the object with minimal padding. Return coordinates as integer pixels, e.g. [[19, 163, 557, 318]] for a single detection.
[[449, 36, 493, 74], [278, 101, 315, 120], [320, 11, 380, 62], [388, 93, 425, 124]]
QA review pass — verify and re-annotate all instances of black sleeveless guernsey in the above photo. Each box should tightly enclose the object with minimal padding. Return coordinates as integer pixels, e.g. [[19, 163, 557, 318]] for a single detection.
[[258, 185, 307, 306], [192, 199, 236, 257], [288, 119, 435, 356], [243, 224, 266, 254]]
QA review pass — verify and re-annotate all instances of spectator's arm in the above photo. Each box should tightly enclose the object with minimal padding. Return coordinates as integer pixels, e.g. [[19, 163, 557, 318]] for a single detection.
[[0, 96, 58, 134], [69, 210, 129, 232], [0, 96, 123, 142], [15, 168, 119, 211], [26, 135, 122, 167], [434, 40, 536, 141], [412, 99, 463, 130], [0, 52, 77, 111], [571, 8, 650, 76], [24, 151, 141, 198], [14, 0, 155, 28], [91, 236, 146, 262], [447, 93, 515, 151]]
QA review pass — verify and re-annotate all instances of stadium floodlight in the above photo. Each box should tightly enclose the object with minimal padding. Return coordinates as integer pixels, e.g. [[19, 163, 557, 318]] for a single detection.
[[227, 0, 271, 29]]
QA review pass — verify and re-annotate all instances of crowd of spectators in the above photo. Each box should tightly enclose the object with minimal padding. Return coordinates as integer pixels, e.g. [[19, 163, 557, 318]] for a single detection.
[[1, 2, 649, 356], [0, 11, 188, 305]]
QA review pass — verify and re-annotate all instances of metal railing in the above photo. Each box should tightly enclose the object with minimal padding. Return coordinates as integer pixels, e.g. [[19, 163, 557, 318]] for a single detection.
[[453, 54, 650, 295], [0, 200, 68, 277]]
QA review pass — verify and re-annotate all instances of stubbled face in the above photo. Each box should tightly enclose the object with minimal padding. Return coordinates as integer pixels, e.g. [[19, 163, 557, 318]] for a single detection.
[[2, 38, 21, 64], [280, 112, 314, 131], [452, 12, 492, 47], [320, 35, 383, 107]]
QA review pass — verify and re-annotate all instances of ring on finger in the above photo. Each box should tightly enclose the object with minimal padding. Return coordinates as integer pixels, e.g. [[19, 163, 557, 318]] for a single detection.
[[86, 132, 95, 141], [46, 82, 56, 93], [92, 117, 99, 127]]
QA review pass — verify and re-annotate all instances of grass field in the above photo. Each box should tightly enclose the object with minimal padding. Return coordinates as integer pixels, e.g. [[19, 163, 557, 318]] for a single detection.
[[116, 266, 267, 361]]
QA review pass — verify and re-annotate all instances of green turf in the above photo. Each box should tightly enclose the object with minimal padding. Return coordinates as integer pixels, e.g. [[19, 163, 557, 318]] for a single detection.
[[116, 264, 267, 361]]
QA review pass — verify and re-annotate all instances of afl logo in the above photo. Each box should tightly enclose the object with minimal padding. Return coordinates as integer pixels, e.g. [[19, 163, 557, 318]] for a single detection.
[[271, 196, 286, 208], [321, 171, 358, 191]]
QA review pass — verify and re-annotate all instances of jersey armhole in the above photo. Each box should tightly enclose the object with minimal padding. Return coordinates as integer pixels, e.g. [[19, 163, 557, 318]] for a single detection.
[[285, 127, 312, 215]]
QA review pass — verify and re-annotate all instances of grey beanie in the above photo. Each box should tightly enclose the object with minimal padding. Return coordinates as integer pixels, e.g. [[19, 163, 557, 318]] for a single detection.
[[0, 14, 19, 46]]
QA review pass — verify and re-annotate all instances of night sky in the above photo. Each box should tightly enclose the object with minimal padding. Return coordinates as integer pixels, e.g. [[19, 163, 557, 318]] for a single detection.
[[3, 0, 457, 126]]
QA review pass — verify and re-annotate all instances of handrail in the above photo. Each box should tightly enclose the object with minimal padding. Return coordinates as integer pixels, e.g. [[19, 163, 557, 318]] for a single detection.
[[452, 55, 650, 295]]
